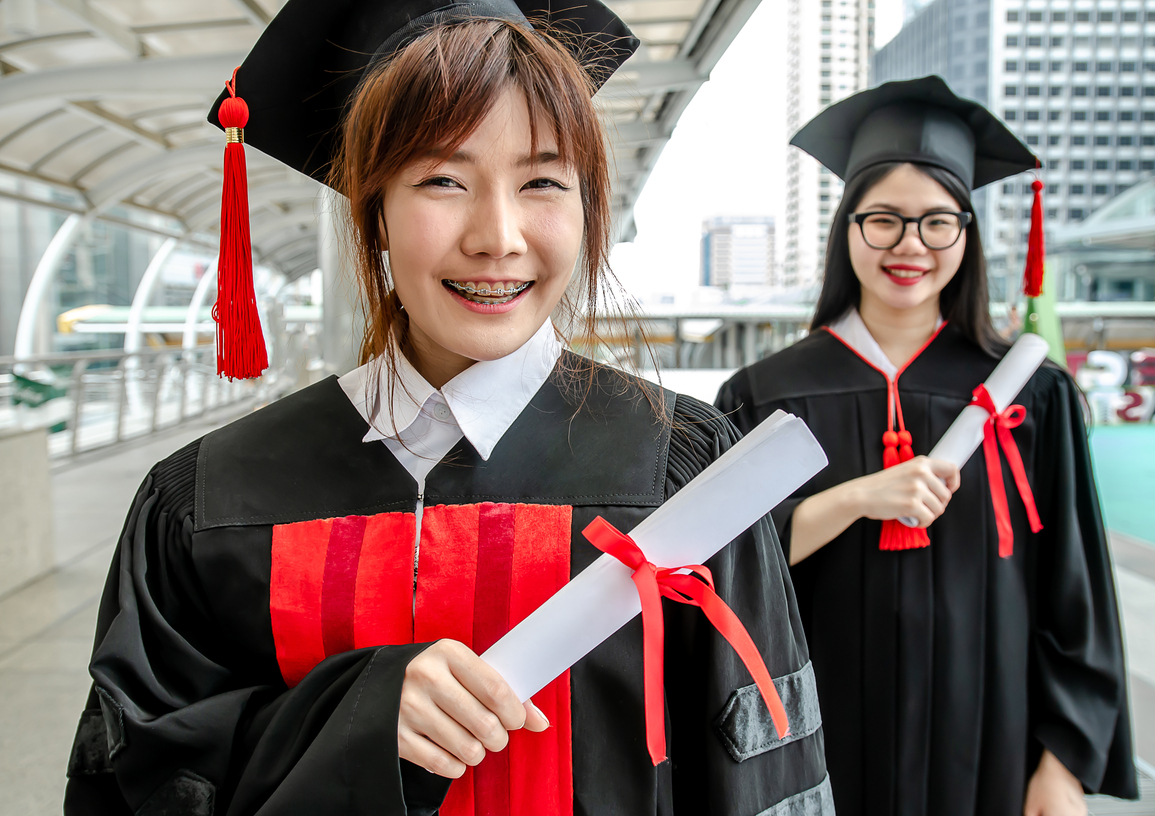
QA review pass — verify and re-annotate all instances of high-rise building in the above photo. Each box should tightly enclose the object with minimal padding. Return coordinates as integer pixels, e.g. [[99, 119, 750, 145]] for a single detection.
[[700, 216, 776, 288], [872, 0, 1155, 299], [782, 0, 875, 291]]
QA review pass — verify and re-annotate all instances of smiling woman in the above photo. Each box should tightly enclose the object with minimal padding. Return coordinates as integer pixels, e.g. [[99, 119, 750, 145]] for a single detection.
[[62, 1, 831, 814]]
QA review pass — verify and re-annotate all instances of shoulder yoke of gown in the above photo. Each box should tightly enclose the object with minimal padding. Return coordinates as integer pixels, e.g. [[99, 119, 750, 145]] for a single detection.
[[742, 323, 1002, 406], [195, 353, 676, 531]]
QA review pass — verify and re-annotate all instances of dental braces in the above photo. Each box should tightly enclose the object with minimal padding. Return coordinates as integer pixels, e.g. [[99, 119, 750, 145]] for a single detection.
[[445, 280, 531, 298]]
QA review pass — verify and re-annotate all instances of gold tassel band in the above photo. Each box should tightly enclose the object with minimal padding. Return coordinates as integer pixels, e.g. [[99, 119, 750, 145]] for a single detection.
[[225, 127, 244, 144]]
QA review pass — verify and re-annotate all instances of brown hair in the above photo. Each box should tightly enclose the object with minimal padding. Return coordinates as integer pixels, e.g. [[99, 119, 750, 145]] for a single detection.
[[330, 18, 656, 427]]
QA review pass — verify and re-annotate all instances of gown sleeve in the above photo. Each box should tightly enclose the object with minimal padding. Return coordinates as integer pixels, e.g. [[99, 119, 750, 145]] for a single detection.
[[663, 395, 832, 815], [1028, 367, 1138, 798], [63, 440, 449, 816]]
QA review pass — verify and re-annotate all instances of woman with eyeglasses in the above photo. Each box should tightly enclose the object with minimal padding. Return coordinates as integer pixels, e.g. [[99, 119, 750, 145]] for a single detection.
[[717, 77, 1136, 816]]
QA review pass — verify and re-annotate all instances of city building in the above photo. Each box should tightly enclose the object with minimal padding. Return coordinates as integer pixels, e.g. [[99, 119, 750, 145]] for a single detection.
[[872, 0, 1155, 300], [782, 0, 875, 290], [700, 216, 776, 288]]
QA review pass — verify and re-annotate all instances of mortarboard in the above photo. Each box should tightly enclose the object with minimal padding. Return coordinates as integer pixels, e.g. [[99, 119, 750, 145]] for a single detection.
[[204, 0, 638, 380], [791, 75, 1047, 302]]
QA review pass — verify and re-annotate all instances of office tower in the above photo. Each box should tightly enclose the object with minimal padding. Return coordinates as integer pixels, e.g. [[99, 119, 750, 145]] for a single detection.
[[873, 0, 1155, 298], [700, 216, 776, 288], [782, 0, 875, 291]]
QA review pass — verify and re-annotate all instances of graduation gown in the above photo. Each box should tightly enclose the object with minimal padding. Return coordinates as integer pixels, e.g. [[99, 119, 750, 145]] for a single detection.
[[715, 324, 1137, 815], [64, 356, 831, 816]]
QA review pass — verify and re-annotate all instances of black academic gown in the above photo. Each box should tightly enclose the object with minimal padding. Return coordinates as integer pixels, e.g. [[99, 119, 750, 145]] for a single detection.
[[64, 355, 830, 816], [716, 324, 1137, 816]]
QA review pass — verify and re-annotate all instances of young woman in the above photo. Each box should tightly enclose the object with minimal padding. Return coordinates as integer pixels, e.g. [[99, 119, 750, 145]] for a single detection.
[[62, 1, 829, 814], [717, 77, 1136, 816]]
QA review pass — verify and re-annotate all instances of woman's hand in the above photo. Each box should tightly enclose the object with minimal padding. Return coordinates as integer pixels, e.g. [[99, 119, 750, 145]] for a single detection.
[[399, 639, 550, 778], [789, 456, 960, 565], [854, 456, 961, 528], [1024, 749, 1087, 816]]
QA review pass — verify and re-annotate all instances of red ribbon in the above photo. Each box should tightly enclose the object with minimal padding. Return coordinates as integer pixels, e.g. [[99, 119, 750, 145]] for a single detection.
[[970, 385, 1044, 557], [582, 516, 789, 765]]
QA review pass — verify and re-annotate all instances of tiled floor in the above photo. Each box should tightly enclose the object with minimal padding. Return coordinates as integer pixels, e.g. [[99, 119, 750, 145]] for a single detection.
[[5, 415, 1155, 815]]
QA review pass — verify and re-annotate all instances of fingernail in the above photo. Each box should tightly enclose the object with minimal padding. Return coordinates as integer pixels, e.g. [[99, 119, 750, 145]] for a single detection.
[[531, 701, 549, 726]]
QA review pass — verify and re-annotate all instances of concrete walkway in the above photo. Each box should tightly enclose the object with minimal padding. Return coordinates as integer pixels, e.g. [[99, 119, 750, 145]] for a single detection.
[[3, 416, 1155, 814]]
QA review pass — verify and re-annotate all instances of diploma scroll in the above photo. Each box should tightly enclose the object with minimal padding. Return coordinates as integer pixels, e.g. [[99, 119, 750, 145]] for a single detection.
[[482, 411, 828, 702], [899, 332, 1050, 527]]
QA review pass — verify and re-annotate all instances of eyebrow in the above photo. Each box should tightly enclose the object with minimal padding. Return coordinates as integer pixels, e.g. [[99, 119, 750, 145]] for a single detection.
[[436, 149, 564, 167], [860, 201, 958, 213]]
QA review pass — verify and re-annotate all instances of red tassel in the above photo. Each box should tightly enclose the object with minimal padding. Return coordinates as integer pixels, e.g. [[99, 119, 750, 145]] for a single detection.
[[1022, 178, 1045, 298], [214, 67, 268, 380], [878, 428, 930, 551]]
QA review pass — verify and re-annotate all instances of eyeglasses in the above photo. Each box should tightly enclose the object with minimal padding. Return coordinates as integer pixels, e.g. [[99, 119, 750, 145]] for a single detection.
[[848, 211, 973, 251]]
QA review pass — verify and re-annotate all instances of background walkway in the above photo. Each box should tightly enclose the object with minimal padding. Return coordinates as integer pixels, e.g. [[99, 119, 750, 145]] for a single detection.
[[1, 416, 1153, 814]]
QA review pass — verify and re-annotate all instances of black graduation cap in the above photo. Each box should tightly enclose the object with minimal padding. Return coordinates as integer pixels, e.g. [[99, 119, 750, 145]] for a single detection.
[[789, 75, 1039, 190], [207, 0, 639, 183]]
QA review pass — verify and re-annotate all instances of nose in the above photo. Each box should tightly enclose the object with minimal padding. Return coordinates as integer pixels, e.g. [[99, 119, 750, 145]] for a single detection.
[[892, 221, 929, 254], [460, 190, 528, 259]]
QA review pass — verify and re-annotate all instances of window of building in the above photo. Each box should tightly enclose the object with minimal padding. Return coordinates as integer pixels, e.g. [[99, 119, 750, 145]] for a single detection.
[[1026, 134, 1040, 145], [1072, 86, 1088, 96], [1070, 160, 1086, 170], [1149, 11, 1155, 22], [822, 84, 831, 91], [1050, 61, 1064, 71], [1096, 110, 1112, 121], [1072, 110, 1087, 120], [1146, 112, 1155, 121], [1121, 62, 1137, 73], [1048, 158, 1062, 170], [1119, 135, 1134, 146], [1094, 184, 1109, 195], [1073, 62, 1089, 72], [1021, 208, 1033, 219], [819, 194, 830, 201], [1002, 183, 1014, 194], [1074, 36, 1091, 47], [1006, 10, 1019, 22], [1069, 208, 1085, 219], [1145, 87, 1155, 97], [1070, 184, 1085, 194], [1098, 11, 1114, 22], [1075, 11, 1090, 22], [1027, 61, 1042, 72], [1050, 184, 1062, 195], [1147, 37, 1155, 47], [822, 70, 831, 77], [1094, 159, 1109, 170], [1048, 135, 1061, 146], [1050, 85, 1064, 97], [1095, 135, 1111, 146], [1118, 160, 1134, 170], [977, 10, 988, 26], [1071, 135, 1087, 145], [1050, 38, 1064, 48], [1005, 85, 1019, 96], [1026, 110, 1040, 121], [1121, 87, 1136, 97], [1027, 86, 1041, 96], [1027, 36, 1042, 47], [1096, 86, 1112, 97], [1097, 62, 1113, 72], [821, 56, 831, 63], [1143, 160, 1155, 171], [1117, 185, 1132, 197], [1006, 60, 1019, 71], [1006, 35, 1019, 47], [1004, 109, 1018, 120], [1046, 208, 1059, 220], [1120, 110, 1135, 121], [1052, 11, 1066, 22], [1098, 36, 1115, 48], [1123, 11, 1138, 22], [1049, 110, 1063, 121], [1028, 11, 1042, 22], [1143, 136, 1155, 146]]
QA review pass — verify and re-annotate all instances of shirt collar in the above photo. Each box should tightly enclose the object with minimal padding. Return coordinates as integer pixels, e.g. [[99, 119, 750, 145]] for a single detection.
[[826, 308, 943, 381], [338, 319, 563, 460]]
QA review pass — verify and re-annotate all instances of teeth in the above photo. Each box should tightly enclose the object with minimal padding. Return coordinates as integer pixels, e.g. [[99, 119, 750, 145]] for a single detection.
[[886, 268, 924, 279], [445, 280, 530, 300]]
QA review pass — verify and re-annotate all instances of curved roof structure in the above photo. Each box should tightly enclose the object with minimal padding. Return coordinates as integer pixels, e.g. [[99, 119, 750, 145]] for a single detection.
[[1054, 176, 1155, 252], [0, 0, 762, 283]]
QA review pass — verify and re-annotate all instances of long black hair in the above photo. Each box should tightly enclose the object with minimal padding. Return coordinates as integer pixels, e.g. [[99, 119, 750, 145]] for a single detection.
[[810, 161, 1008, 357]]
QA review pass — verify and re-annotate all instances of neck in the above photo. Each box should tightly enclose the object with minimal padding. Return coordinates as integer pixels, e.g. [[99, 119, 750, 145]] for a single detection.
[[403, 332, 474, 390], [857, 294, 941, 369]]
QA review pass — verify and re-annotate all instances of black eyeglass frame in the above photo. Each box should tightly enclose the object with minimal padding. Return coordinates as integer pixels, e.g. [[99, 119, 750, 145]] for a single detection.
[[848, 210, 973, 250]]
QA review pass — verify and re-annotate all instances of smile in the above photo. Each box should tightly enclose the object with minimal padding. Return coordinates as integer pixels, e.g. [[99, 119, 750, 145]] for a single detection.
[[883, 266, 929, 280], [443, 280, 532, 304]]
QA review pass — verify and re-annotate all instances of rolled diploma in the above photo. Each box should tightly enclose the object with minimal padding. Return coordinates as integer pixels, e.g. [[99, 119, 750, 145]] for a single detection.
[[482, 410, 828, 702], [899, 332, 1051, 526]]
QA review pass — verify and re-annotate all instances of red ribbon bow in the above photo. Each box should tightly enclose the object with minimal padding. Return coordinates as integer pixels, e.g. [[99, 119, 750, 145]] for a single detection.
[[582, 516, 790, 765], [970, 384, 1044, 557]]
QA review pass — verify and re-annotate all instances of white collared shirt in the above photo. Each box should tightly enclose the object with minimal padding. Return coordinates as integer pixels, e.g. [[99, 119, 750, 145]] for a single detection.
[[826, 308, 944, 381], [338, 319, 564, 486]]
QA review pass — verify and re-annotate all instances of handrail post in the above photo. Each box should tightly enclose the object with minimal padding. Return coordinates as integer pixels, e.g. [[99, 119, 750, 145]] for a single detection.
[[69, 359, 88, 456], [115, 359, 128, 443], [149, 353, 163, 434]]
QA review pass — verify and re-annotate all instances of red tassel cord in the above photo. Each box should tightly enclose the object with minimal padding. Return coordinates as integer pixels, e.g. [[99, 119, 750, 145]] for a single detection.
[[970, 385, 1043, 558], [583, 517, 789, 766], [214, 67, 268, 380], [1023, 178, 1045, 298], [879, 378, 931, 551]]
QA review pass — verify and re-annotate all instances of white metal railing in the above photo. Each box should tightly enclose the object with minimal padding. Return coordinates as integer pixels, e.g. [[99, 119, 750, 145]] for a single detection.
[[0, 346, 269, 458]]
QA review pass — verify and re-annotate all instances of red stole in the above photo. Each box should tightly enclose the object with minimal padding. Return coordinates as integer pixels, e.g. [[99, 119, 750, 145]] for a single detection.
[[270, 502, 574, 816]]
